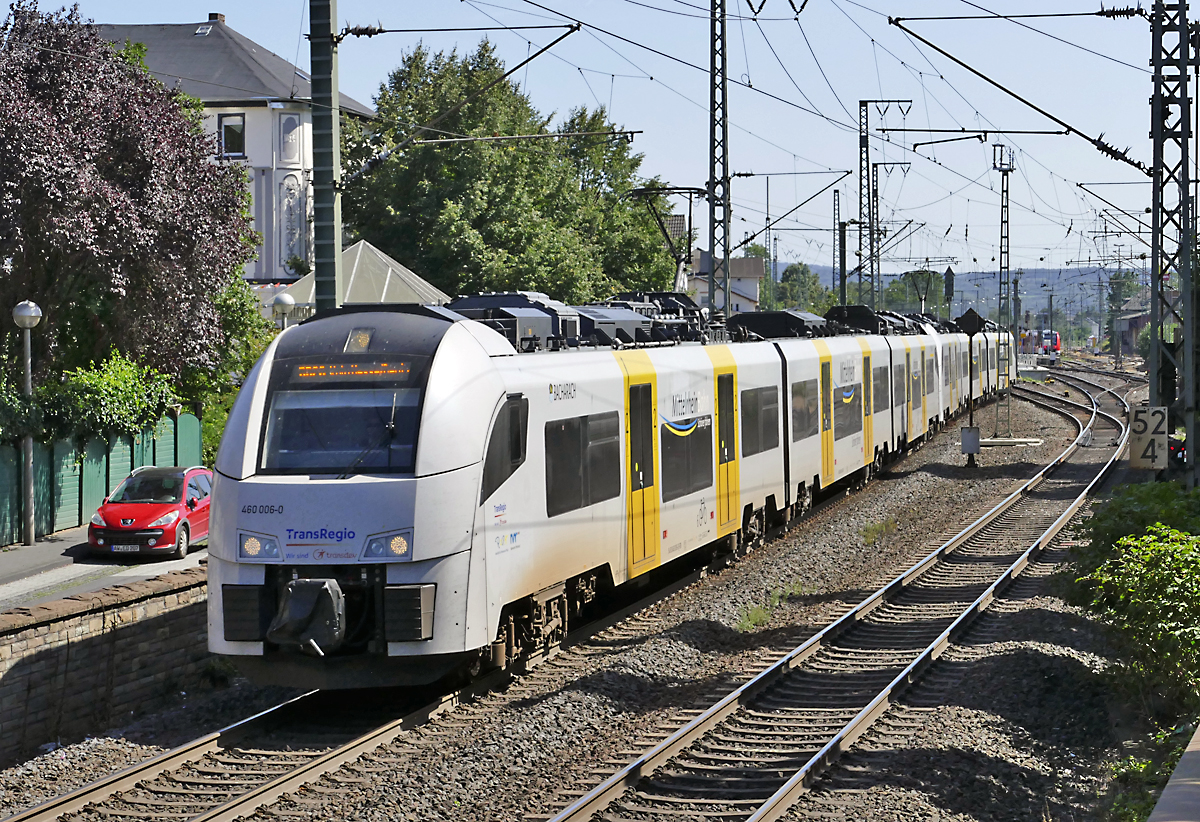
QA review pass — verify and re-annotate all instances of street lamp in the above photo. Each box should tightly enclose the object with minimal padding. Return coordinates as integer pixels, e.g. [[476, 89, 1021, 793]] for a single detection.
[[273, 292, 295, 329], [12, 300, 40, 546]]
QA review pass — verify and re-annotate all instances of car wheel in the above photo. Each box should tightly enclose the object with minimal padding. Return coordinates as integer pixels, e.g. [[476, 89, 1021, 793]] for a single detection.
[[171, 524, 189, 560]]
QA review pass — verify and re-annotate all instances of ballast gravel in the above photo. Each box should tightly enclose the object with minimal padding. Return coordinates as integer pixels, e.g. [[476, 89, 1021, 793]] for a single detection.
[[0, 392, 1131, 822]]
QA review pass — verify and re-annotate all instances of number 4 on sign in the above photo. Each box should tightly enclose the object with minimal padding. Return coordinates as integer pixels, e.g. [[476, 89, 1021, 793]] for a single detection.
[[1130, 407, 1169, 470]]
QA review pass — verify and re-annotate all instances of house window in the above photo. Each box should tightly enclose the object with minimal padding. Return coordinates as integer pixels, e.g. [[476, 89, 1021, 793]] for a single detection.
[[219, 114, 246, 157]]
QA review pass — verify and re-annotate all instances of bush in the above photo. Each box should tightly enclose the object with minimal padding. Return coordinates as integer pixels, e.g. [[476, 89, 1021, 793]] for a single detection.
[[0, 351, 179, 448], [1086, 525, 1200, 713], [1076, 482, 1200, 574]]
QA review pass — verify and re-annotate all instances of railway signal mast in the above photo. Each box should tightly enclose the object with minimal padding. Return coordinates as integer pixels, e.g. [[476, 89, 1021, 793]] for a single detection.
[[1148, 0, 1196, 484]]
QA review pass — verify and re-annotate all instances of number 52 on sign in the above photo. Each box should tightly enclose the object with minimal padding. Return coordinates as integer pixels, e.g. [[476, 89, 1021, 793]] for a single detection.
[[1130, 407, 1168, 470]]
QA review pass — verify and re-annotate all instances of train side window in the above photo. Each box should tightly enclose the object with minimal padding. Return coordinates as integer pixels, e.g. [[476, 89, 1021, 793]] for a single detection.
[[741, 386, 778, 457], [545, 417, 583, 517], [924, 357, 935, 396], [873, 366, 890, 412], [833, 382, 863, 440], [862, 357, 872, 416], [544, 411, 620, 518], [585, 412, 621, 505], [892, 365, 904, 410], [791, 379, 819, 440], [820, 363, 832, 433], [961, 351, 969, 378], [481, 396, 529, 504], [942, 351, 950, 386], [661, 416, 713, 502]]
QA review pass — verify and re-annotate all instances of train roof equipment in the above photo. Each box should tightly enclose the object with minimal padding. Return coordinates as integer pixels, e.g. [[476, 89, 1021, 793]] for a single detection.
[[726, 309, 837, 340], [446, 292, 580, 350]]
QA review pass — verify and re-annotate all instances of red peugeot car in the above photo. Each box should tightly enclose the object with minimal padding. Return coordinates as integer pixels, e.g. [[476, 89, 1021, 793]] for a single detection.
[[88, 465, 212, 559]]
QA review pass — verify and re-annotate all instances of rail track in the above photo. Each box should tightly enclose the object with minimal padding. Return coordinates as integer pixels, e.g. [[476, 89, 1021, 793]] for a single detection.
[[3, 382, 1071, 822], [541, 379, 1129, 822]]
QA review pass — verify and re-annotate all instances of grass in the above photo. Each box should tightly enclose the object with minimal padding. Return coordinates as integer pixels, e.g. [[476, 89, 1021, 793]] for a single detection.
[[861, 516, 898, 546], [736, 580, 809, 632], [1103, 723, 1195, 821]]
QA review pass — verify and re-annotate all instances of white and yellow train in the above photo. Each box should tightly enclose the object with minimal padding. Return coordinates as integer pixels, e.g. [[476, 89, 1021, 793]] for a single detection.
[[208, 297, 1006, 688]]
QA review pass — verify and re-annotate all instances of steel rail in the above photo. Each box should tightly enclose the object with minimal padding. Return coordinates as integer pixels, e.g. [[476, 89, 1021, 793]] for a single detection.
[[3, 550, 715, 822], [551, 383, 1122, 822], [1, 690, 321, 822], [4, 385, 1050, 822]]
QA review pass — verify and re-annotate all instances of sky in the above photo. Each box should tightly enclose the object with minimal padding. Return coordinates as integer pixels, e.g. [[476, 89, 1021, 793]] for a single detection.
[[71, 0, 1159, 312]]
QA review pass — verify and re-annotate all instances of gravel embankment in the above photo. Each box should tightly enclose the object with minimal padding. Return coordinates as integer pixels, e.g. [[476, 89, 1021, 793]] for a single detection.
[[0, 395, 1111, 822], [246, 397, 1092, 822]]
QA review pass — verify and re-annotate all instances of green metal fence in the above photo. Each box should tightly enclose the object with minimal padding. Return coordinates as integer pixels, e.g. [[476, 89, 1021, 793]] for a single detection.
[[0, 413, 202, 546]]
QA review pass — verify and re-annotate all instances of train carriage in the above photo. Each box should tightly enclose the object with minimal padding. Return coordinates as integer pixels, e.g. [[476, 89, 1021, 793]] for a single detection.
[[207, 298, 1011, 689]]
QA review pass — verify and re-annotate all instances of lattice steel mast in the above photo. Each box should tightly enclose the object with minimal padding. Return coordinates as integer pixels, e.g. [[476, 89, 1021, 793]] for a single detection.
[[708, 0, 731, 317], [1149, 0, 1195, 482], [859, 100, 910, 309], [832, 190, 841, 294], [993, 144, 1014, 437]]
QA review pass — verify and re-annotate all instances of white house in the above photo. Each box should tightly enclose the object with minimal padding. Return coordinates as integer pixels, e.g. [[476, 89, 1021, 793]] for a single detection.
[[688, 253, 765, 314], [100, 13, 374, 283]]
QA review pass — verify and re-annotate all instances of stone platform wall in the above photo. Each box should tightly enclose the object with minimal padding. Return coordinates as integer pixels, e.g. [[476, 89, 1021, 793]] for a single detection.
[[0, 567, 208, 766]]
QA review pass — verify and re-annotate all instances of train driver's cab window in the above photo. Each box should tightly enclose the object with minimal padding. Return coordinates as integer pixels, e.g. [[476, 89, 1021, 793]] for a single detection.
[[545, 411, 621, 517], [741, 385, 779, 457], [481, 395, 529, 503]]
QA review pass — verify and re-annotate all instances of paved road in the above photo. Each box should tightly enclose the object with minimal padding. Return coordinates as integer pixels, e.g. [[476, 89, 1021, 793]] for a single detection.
[[0, 525, 207, 612]]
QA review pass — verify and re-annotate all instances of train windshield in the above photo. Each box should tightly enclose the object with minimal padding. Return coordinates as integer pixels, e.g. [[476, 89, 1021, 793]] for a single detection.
[[258, 355, 430, 475], [261, 388, 421, 474]]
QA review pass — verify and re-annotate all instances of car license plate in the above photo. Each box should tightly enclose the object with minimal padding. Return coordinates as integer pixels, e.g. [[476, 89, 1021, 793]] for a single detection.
[[112, 544, 140, 553]]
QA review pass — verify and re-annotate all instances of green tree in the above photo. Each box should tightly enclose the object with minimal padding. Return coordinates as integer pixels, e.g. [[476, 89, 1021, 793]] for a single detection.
[[1107, 269, 1140, 354], [342, 42, 674, 303], [883, 269, 947, 315], [0, 3, 257, 381], [776, 263, 835, 315]]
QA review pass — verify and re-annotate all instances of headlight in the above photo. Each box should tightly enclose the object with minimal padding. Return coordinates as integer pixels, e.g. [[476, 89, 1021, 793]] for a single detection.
[[360, 530, 413, 561], [90, 511, 105, 527], [239, 532, 281, 561], [149, 510, 180, 528]]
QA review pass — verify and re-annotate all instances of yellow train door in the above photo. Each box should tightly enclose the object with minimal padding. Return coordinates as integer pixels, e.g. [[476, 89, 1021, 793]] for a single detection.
[[705, 347, 740, 538], [617, 351, 660, 578], [858, 342, 873, 469]]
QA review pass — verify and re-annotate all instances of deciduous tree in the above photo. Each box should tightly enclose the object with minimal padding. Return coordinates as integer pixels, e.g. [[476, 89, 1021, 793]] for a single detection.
[[341, 42, 675, 303], [0, 2, 257, 383]]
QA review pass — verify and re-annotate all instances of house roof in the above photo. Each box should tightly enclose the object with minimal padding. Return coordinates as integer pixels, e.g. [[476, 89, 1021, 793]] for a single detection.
[[98, 17, 373, 116], [279, 240, 450, 306]]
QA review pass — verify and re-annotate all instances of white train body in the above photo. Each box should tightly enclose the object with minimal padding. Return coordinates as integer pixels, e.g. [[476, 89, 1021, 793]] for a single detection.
[[208, 305, 1006, 688]]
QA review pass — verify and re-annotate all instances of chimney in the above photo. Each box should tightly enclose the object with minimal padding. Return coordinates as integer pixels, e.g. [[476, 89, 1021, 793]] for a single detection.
[[208, 12, 225, 24]]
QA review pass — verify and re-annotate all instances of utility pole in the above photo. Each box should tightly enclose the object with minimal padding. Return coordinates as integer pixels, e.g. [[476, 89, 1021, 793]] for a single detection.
[[858, 100, 910, 310], [832, 190, 841, 295], [1149, 0, 1194, 482], [993, 144, 1014, 437], [708, 0, 731, 319], [310, 0, 342, 313]]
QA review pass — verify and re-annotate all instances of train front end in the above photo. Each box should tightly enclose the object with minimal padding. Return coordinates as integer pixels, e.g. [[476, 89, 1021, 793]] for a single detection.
[[207, 307, 508, 689]]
